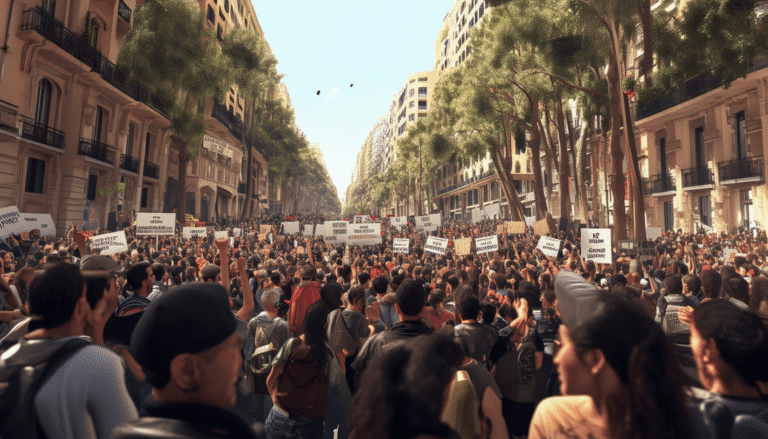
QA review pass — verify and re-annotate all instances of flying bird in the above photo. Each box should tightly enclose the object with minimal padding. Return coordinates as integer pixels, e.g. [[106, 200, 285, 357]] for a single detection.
[[350, 83, 354, 87], [316, 90, 321, 95]]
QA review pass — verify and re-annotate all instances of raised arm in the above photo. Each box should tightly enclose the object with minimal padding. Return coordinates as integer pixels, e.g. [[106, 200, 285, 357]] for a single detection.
[[235, 256, 254, 321]]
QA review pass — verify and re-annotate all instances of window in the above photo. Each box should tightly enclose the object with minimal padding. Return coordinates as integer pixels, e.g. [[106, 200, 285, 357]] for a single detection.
[[35, 79, 52, 127], [418, 87, 427, 97], [86, 171, 98, 200], [409, 101, 415, 108], [144, 132, 152, 162], [86, 16, 99, 48], [93, 106, 104, 143], [217, 24, 223, 40], [207, 5, 215, 23], [141, 187, 148, 208], [479, 2, 485, 17], [409, 114, 415, 121], [42, 0, 55, 15], [418, 101, 427, 111], [126, 123, 136, 157], [659, 137, 667, 178], [219, 7, 226, 21], [663, 201, 674, 232], [699, 195, 711, 227], [186, 192, 196, 216], [224, 0, 229, 12], [741, 189, 753, 228], [25, 158, 45, 194], [515, 131, 526, 154], [735, 110, 747, 159], [694, 126, 705, 168], [409, 89, 415, 97]]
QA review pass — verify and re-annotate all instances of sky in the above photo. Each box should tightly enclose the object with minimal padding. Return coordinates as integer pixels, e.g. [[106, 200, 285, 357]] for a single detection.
[[251, 0, 456, 204]]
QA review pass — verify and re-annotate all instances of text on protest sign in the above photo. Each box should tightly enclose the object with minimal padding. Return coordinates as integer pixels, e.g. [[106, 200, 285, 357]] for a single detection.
[[537, 236, 562, 258], [390, 216, 408, 228], [581, 228, 612, 264], [347, 223, 382, 246], [183, 227, 207, 239], [136, 213, 175, 236], [415, 214, 441, 233], [424, 236, 449, 255], [323, 221, 348, 244], [281, 221, 300, 235], [354, 215, 369, 224], [89, 231, 128, 256], [393, 238, 410, 254], [454, 238, 472, 256], [19, 213, 56, 237], [0, 206, 21, 237], [475, 235, 498, 254]]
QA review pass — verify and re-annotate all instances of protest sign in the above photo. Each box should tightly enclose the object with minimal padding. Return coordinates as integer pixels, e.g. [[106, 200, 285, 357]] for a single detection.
[[483, 203, 500, 219], [232, 228, 242, 238], [393, 238, 410, 254], [136, 213, 175, 236], [214, 231, 228, 239], [314, 223, 324, 236], [415, 214, 441, 233], [89, 231, 128, 256], [19, 213, 55, 237], [301, 224, 314, 236], [281, 221, 300, 235], [581, 228, 612, 264], [507, 221, 526, 234], [475, 235, 498, 254], [533, 219, 549, 236], [258, 233, 266, 242], [354, 215, 369, 224], [424, 236, 449, 255], [183, 227, 207, 239], [496, 224, 505, 235], [260, 225, 271, 235], [0, 206, 21, 237], [454, 238, 472, 256], [390, 216, 408, 228], [524, 216, 536, 230], [537, 236, 562, 258], [646, 227, 662, 241], [347, 223, 382, 246], [471, 209, 485, 223], [323, 221, 348, 244], [722, 248, 736, 264]]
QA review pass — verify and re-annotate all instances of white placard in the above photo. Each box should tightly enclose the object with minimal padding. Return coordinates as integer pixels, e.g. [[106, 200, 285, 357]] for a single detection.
[[301, 224, 312, 236], [581, 228, 612, 264], [281, 221, 300, 235], [424, 236, 449, 255], [19, 213, 56, 237], [89, 231, 128, 256], [537, 236, 562, 258], [214, 230, 228, 239], [393, 238, 410, 254], [136, 213, 175, 235], [524, 216, 536, 229], [722, 248, 736, 263], [354, 215, 369, 224], [646, 227, 662, 241], [323, 221, 348, 244], [471, 208, 485, 223], [475, 235, 498, 254], [416, 213, 441, 233], [0, 206, 21, 237], [183, 227, 207, 239], [314, 223, 324, 237], [390, 216, 408, 228], [484, 203, 500, 219], [233, 228, 242, 238], [347, 223, 382, 246]]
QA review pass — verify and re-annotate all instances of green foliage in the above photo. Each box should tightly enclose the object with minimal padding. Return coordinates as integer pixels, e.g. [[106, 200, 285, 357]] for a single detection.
[[97, 182, 126, 199]]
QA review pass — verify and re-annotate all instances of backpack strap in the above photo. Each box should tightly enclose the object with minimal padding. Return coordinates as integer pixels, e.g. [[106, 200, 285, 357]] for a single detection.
[[336, 309, 356, 343], [33, 337, 92, 394]]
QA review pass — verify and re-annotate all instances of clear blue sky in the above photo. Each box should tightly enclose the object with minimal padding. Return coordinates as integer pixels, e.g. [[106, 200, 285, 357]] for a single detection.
[[251, 0, 455, 205]]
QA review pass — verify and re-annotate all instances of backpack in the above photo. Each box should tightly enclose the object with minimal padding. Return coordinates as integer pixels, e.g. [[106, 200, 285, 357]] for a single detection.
[[0, 336, 90, 439], [267, 339, 328, 419], [327, 309, 359, 357], [247, 325, 276, 395]]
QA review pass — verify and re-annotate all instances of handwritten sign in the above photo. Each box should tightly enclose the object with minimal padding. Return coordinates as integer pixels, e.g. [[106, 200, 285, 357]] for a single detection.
[[581, 228, 612, 264], [281, 221, 300, 235], [0, 206, 21, 237], [454, 237, 471, 256], [537, 236, 562, 258], [89, 231, 128, 256], [533, 219, 549, 236], [390, 216, 408, 228], [19, 213, 55, 237], [347, 223, 382, 246], [324, 221, 348, 244], [393, 238, 410, 254], [183, 227, 207, 239], [136, 213, 175, 235], [475, 235, 498, 254], [507, 221, 526, 234], [496, 224, 505, 235], [424, 236, 449, 255], [415, 214, 441, 233]]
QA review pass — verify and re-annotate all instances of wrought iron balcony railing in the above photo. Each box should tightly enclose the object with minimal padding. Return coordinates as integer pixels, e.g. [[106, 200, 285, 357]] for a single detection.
[[212, 101, 243, 141], [718, 158, 764, 182], [143, 161, 160, 179], [78, 138, 116, 164], [120, 154, 140, 173], [682, 166, 714, 187], [20, 117, 65, 149], [641, 173, 675, 195], [0, 103, 18, 132]]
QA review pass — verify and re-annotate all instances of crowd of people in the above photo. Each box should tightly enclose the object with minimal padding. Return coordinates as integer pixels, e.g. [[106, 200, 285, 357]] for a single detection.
[[0, 212, 767, 439]]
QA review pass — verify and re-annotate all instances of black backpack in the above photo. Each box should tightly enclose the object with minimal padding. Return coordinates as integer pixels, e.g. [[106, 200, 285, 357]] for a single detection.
[[0, 336, 91, 439]]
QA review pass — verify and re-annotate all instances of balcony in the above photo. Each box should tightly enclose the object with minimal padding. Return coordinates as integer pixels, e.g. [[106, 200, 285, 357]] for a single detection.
[[120, 154, 140, 173], [78, 138, 116, 164], [0, 103, 18, 133], [238, 182, 247, 194], [436, 169, 496, 196], [212, 101, 243, 141], [641, 173, 676, 195], [118, 0, 132, 23], [143, 161, 160, 179], [718, 157, 764, 183], [682, 166, 714, 188], [20, 117, 65, 150]]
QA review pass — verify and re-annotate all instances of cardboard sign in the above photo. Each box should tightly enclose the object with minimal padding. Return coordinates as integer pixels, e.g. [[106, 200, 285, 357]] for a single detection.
[[136, 213, 175, 235], [646, 227, 662, 241], [415, 214, 441, 233], [89, 231, 128, 256], [454, 237, 472, 256], [323, 221, 348, 244], [19, 213, 56, 237], [390, 216, 408, 229], [260, 225, 272, 235], [424, 236, 449, 255], [258, 233, 267, 242], [537, 236, 562, 258], [581, 228, 612, 264], [507, 221, 527, 234], [475, 235, 498, 254], [0, 206, 21, 237], [183, 227, 207, 239], [347, 223, 382, 246], [232, 228, 242, 238], [214, 230, 228, 239], [533, 219, 550, 236], [281, 221, 300, 235], [393, 238, 410, 254]]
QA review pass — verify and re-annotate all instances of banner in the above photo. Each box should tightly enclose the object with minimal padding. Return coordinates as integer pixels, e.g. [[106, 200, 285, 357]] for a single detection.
[[454, 237, 472, 256], [0, 206, 21, 237], [281, 221, 300, 235], [393, 238, 410, 254], [581, 228, 612, 264], [89, 231, 128, 256], [537, 236, 562, 258], [390, 216, 408, 228], [415, 214, 441, 233], [646, 227, 662, 241], [533, 219, 549, 236], [475, 235, 498, 254], [19, 213, 55, 237], [136, 213, 175, 235], [507, 221, 526, 234], [214, 230, 228, 239], [183, 227, 207, 239], [203, 134, 235, 159], [347, 223, 382, 246], [424, 236, 449, 255], [324, 221, 348, 244], [258, 233, 267, 241]]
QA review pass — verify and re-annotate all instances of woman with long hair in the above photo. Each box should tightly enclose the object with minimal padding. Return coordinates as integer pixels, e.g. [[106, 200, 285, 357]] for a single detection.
[[529, 270, 692, 439], [420, 289, 456, 331]]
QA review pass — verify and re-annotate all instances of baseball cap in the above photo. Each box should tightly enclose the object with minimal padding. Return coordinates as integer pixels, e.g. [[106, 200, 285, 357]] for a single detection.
[[554, 270, 601, 328], [80, 255, 125, 276], [131, 282, 237, 388]]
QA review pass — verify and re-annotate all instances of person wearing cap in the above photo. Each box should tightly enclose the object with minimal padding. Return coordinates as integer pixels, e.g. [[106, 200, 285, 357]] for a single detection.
[[103, 261, 152, 347], [288, 265, 322, 335], [111, 282, 264, 439], [528, 271, 692, 439]]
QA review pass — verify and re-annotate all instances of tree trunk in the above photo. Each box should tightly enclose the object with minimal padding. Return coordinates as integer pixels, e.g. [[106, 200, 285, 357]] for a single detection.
[[530, 104, 549, 221], [555, 97, 571, 223], [607, 50, 628, 244], [176, 138, 189, 225], [566, 108, 580, 219], [491, 147, 524, 221], [623, 93, 647, 240], [640, 0, 654, 87], [575, 112, 591, 223]]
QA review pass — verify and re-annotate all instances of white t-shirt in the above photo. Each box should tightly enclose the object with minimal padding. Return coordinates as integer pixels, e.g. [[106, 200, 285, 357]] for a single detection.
[[34, 339, 138, 439]]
